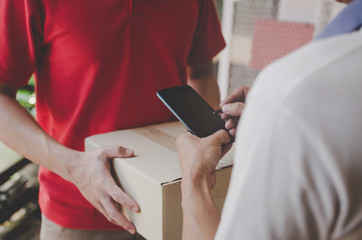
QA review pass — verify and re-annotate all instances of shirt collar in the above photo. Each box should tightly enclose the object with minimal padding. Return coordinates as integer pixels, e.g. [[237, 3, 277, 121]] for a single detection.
[[315, 0, 362, 40]]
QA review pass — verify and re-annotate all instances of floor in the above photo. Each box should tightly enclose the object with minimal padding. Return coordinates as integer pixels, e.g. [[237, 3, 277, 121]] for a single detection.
[[0, 204, 41, 240], [0, 164, 41, 240]]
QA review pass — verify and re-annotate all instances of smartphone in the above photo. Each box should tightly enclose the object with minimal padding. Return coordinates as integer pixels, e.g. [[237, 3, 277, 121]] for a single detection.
[[157, 85, 227, 138]]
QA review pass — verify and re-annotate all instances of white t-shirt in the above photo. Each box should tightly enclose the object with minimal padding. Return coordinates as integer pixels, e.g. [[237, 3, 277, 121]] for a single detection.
[[216, 32, 362, 240]]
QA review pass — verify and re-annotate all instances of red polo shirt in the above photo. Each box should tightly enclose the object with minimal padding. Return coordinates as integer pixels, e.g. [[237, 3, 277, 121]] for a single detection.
[[0, 0, 225, 229]]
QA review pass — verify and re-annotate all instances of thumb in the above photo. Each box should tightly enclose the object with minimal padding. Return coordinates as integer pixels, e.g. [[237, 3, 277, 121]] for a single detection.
[[211, 130, 230, 145], [104, 146, 134, 158], [221, 142, 233, 158], [222, 102, 245, 116]]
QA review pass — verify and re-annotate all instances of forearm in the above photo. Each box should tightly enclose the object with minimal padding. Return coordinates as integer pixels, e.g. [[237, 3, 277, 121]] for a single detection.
[[0, 93, 78, 179], [187, 62, 220, 109], [181, 177, 220, 240]]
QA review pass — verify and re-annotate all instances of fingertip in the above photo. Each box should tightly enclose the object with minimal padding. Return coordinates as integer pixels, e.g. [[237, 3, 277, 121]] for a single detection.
[[125, 148, 134, 156], [132, 206, 140, 213], [127, 224, 136, 235], [225, 119, 234, 130], [125, 199, 139, 213], [115, 146, 134, 157], [221, 104, 228, 113], [229, 128, 237, 136]]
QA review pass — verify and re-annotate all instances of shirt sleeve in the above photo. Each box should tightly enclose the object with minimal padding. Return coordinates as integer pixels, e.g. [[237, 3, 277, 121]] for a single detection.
[[0, 0, 42, 88], [186, 0, 226, 67], [215, 95, 336, 240]]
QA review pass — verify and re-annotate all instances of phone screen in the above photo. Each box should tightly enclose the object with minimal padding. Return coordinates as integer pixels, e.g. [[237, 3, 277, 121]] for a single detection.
[[157, 85, 226, 138]]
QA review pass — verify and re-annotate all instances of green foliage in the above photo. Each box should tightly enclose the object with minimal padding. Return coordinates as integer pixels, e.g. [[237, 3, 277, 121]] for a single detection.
[[28, 76, 35, 87], [16, 76, 35, 115]]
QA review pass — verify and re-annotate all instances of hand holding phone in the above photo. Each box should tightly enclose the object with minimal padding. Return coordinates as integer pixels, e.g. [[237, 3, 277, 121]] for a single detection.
[[157, 85, 233, 141]]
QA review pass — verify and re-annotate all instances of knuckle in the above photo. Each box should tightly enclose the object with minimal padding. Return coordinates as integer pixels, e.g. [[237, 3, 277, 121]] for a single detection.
[[112, 191, 124, 203], [108, 212, 118, 221], [94, 176, 107, 187]]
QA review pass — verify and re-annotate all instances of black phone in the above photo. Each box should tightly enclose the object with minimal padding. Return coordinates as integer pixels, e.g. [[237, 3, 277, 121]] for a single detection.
[[157, 85, 228, 138]]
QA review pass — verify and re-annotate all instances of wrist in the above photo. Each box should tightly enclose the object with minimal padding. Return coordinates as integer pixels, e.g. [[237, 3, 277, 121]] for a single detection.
[[181, 174, 214, 212], [181, 172, 210, 196], [45, 144, 82, 181], [60, 150, 83, 182], [181, 162, 210, 182]]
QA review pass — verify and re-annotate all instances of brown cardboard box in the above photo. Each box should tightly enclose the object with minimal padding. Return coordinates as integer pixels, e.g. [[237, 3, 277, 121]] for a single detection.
[[85, 122, 233, 240]]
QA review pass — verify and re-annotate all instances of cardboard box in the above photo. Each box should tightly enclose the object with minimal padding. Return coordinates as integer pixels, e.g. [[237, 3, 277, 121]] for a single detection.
[[85, 122, 233, 240]]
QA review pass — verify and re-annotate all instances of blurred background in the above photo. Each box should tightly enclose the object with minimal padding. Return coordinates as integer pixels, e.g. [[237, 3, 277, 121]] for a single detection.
[[215, 0, 345, 99], [0, 0, 346, 239]]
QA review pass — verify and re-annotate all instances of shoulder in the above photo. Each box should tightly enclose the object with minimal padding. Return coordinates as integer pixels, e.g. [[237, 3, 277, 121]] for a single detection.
[[246, 32, 362, 130], [243, 31, 362, 192], [250, 32, 362, 105], [227, 32, 362, 239]]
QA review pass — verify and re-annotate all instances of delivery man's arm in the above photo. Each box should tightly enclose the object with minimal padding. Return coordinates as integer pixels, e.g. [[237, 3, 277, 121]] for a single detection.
[[0, 83, 139, 234], [187, 61, 220, 109]]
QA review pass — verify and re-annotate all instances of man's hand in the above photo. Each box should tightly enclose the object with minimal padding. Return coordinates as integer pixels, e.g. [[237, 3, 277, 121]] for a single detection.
[[176, 130, 232, 189], [220, 86, 251, 136], [63, 146, 140, 234], [176, 131, 232, 240], [0, 83, 139, 234]]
